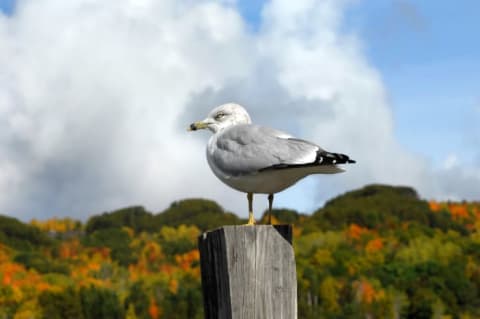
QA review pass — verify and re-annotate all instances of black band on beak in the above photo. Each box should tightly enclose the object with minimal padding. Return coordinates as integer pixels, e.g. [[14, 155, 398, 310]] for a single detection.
[[189, 123, 197, 131]]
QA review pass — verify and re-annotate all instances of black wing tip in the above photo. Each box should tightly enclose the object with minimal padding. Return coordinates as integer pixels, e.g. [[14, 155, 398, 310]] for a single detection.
[[259, 152, 356, 172], [317, 151, 356, 165]]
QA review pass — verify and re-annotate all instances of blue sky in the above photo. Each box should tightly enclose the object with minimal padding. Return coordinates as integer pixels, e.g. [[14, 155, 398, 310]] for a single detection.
[[0, 0, 15, 15], [343, 1, 480, 166], [0, 0, 479, 220]]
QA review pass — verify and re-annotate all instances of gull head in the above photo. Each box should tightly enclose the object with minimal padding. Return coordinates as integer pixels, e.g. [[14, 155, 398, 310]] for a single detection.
[[188, 103, 252, 133]]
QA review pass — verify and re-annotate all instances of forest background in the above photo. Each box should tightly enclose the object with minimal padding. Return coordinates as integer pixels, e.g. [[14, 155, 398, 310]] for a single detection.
[[1, 184, 480, 319]]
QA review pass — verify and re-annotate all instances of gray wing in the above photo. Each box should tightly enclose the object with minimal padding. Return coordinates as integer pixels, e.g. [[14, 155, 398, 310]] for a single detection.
[[210, 124, 321, 176]]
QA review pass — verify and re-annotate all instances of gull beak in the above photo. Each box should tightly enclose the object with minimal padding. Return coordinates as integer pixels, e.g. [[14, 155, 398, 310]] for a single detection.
[[188, 121, 209, 131]]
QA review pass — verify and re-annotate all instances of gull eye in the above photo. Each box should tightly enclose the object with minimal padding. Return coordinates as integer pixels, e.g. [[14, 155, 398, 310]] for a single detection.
[[214, 112, 226, 120]]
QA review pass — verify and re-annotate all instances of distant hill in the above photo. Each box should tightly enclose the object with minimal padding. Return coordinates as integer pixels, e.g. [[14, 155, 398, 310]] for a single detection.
[[84, 199, 242, 235], [311, 184, 468, 234], [154, 199, 242, 231], [259, 208, 308, 224], [4, 184, 473, 240], [0, 214, 53, 250], [85, 206, 155, 234]]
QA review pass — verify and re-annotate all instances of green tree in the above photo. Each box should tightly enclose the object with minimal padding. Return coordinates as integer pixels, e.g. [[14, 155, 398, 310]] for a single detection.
[[80, 285, 124, 319], [124, 281, 150, 319], [39, 287, 84, 319], [14, 252, 69, 275], [82, 228, 134, 266]]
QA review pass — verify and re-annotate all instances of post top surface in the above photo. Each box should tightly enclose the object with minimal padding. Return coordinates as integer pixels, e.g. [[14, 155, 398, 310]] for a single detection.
[[199, 224, 293, 244]]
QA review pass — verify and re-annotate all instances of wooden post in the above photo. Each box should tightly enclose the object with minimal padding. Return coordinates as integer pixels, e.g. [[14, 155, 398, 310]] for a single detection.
[[198, 225, 297, 319]]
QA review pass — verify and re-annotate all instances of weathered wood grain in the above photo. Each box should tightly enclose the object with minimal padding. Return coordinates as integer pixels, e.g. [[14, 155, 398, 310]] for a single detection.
[[198, 225, 297, 319]]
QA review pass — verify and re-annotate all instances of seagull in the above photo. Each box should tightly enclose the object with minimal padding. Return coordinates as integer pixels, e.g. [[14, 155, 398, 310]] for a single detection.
[[188, 103, 355, 225]]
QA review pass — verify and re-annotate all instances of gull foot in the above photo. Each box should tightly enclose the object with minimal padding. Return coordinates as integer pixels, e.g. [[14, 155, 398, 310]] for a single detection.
[[244, 214, 255, 226]]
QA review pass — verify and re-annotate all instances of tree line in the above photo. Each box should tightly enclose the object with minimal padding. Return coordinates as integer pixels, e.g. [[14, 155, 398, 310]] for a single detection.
[[1, 184, 480, 318]]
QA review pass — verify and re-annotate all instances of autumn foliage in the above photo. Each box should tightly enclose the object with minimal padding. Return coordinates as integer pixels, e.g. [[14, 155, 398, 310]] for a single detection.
[[1, 185, 480, 318]]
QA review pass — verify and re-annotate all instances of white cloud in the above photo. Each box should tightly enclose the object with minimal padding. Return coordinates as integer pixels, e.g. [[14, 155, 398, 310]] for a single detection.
[[0, 0, 478, 221], [442, 154, 458, 170], [0, 0, 255, 219]]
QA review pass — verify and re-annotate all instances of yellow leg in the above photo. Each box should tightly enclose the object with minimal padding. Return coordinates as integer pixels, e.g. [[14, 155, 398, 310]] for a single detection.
[[246, 192, 255, 225], [268, 193, 274, 225]]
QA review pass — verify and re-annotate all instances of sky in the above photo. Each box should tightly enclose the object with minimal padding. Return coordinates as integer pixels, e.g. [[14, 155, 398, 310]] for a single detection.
[[0, 0, 479, 221]]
